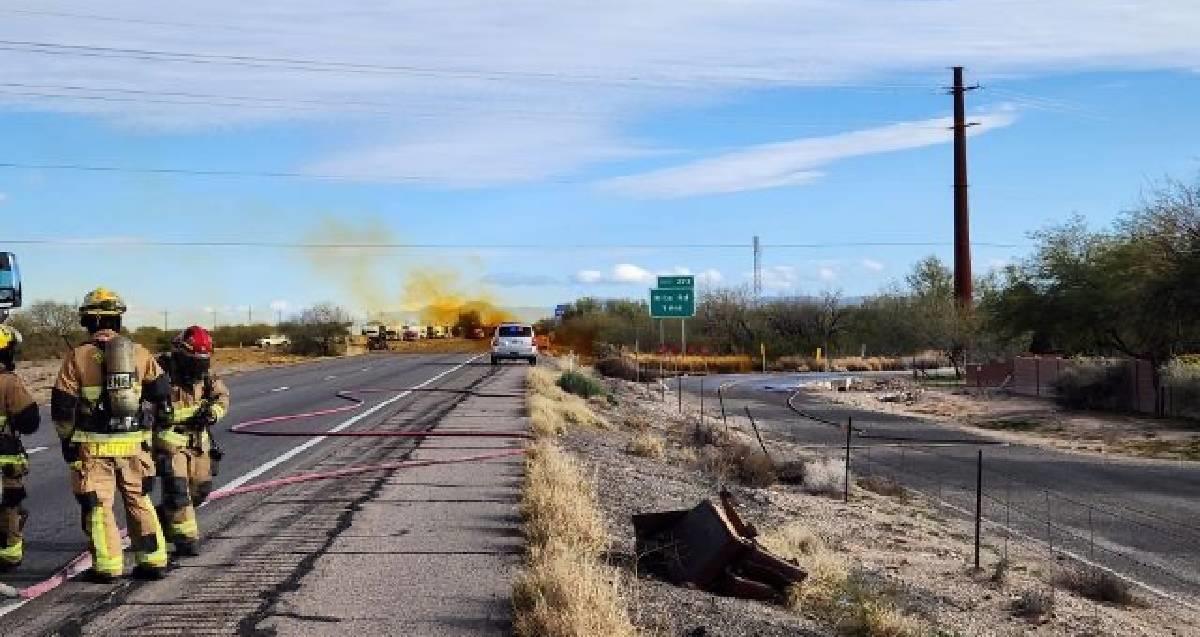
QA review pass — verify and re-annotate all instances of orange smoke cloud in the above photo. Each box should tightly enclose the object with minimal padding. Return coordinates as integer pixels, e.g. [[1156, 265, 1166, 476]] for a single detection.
[[402, 268, 514, 326], [302, 217, 512, 325]]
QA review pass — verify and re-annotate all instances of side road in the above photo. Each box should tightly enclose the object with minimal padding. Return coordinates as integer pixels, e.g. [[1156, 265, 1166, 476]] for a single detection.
[[6, 360, 528, 636]]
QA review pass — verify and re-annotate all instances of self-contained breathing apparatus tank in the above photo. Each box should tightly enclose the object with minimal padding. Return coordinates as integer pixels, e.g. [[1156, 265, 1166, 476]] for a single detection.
[[103, 335, 141, 432]]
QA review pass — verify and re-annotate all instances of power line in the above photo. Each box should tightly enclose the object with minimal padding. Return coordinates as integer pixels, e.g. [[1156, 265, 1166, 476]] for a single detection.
[[0, 82, 952, 128], [0, 7, 273, 34], [0, 38, 939, 89], [0, 160, 425, 182]]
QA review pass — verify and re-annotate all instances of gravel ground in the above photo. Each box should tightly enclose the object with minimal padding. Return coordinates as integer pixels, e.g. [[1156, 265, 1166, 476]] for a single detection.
[[562, 373, 1200, 637]]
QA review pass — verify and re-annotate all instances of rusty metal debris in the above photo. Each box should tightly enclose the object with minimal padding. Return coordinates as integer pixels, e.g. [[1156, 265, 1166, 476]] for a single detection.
[[632, 490, 806, 602]]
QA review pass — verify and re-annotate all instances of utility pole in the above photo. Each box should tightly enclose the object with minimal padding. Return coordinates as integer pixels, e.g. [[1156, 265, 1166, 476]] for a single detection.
[[211, 308, 218, 331], [950, 66, 978, 307], [752, 235, 762, 300], [162, 310, 168, 332], [247, 306, 253, 325]]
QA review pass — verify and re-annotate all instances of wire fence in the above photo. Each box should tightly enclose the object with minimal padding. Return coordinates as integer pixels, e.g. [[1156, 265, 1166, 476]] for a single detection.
[[626, 365, 1200, 627], [787, 407, 1200, 623]]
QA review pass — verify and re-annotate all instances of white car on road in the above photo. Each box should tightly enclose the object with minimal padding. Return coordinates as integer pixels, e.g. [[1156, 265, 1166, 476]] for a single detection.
[[256, 334, 291, 348], [490, 323, 537, 365]]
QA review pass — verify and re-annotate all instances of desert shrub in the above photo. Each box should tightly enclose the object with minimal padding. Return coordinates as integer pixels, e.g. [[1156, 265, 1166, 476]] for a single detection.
[[857, 476, 907, 499], [593, 355, 640, 382], [802, 457, 847, 497], [557, 370, 606, 399], [1011, 589, 1055, 619], [625, 431, 665, 459], [1163, 357, 1200, 420], [1054, 360, 1132, 411], [1055, 567, 1134, 605]]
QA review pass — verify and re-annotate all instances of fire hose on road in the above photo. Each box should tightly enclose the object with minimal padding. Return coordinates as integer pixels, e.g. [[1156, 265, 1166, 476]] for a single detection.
[[14, 385, 531, 601]]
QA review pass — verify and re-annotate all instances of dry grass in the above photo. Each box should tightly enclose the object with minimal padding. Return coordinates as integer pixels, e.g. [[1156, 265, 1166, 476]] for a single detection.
[[626, 431, 666, 459], [521, 439, 609, 563], [527, 367, 608, 437], [763, 522, 923, 637], [513, 544, 636, 637], [632, 354, 754, 374], [516, 368, 636, 637], [758, 523, 826, 559]]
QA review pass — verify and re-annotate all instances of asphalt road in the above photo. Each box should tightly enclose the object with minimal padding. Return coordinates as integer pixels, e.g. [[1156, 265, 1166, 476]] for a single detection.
[[0, 351, 486, 598], [678, 373, 1200, 605]]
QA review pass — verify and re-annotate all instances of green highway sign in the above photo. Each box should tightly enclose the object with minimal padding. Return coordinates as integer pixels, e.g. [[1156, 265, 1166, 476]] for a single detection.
[[657, 275, 694, 289], [650, 288, 695, 318]]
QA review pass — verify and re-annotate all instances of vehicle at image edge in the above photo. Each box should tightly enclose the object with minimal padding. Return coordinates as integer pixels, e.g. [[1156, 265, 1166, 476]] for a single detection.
[[490, 322, 537, 365], [256, 334, 291, 348]]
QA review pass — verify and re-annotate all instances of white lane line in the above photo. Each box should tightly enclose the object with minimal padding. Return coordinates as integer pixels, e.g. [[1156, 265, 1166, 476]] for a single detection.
[[323, 375, 337, 381], [26, 446, 48, 455], [360, 367, 371, 372], [214, 353, 482, 495], [270, 386, 290, 392], [0, 354, 483, 616]]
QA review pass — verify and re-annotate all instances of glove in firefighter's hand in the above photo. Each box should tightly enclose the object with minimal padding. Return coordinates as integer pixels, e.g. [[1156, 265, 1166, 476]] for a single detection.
[[155, 401, 175, 426], [196, 402, 218, 428]]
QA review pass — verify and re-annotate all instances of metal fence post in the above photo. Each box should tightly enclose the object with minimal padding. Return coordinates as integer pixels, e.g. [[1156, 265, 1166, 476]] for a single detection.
[[975, 449, 983, 571], [844, 417, 853, 503], [677, 373, 683, 414], [718, 384, 728, 430]]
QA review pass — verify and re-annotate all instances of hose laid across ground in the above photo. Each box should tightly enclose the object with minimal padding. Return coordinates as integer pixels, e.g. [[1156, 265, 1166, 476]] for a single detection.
[[18, 385, 530, 600]]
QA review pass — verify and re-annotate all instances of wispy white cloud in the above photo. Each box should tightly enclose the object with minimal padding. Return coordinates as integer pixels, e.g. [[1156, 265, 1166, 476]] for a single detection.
[[573, 269, 605, 284], [573, 263, 724, 286], [1, 2, 1197, 185], [0, 192, 7, 205], [818, 266, 838, 282], [760, 266, 801, 291], [482, 272, 562, 287], [861, 258, 885, 272], [603, 111, 1017, 197], [612, 263, 655, 284]]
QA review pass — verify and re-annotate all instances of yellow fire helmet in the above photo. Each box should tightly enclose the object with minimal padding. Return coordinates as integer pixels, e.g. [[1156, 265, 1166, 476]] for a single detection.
[[79, 287, 128, 316], [0, 324, 21, 351]]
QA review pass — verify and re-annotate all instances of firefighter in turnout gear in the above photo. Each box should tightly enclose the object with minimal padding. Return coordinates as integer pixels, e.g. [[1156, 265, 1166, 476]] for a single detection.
[[51, 288, 174, 581], [0, 325, 40, 570], [154, 326, 229, 557]]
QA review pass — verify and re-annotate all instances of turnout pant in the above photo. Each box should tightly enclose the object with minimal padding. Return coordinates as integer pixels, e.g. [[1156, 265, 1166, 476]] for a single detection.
[[0, 460, 28, 567], [156, 443, 213, 543], [69, 450, 168, 576]]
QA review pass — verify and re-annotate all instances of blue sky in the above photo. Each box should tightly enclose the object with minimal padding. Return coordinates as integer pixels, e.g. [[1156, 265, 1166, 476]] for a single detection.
[[2, 2, 1200, 327]]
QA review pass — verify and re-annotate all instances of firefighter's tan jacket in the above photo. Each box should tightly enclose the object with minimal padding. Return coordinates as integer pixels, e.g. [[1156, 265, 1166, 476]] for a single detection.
[[155, 375, 230, 450], [0, 371, 37, 467], [51, 332, 167, 458]]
